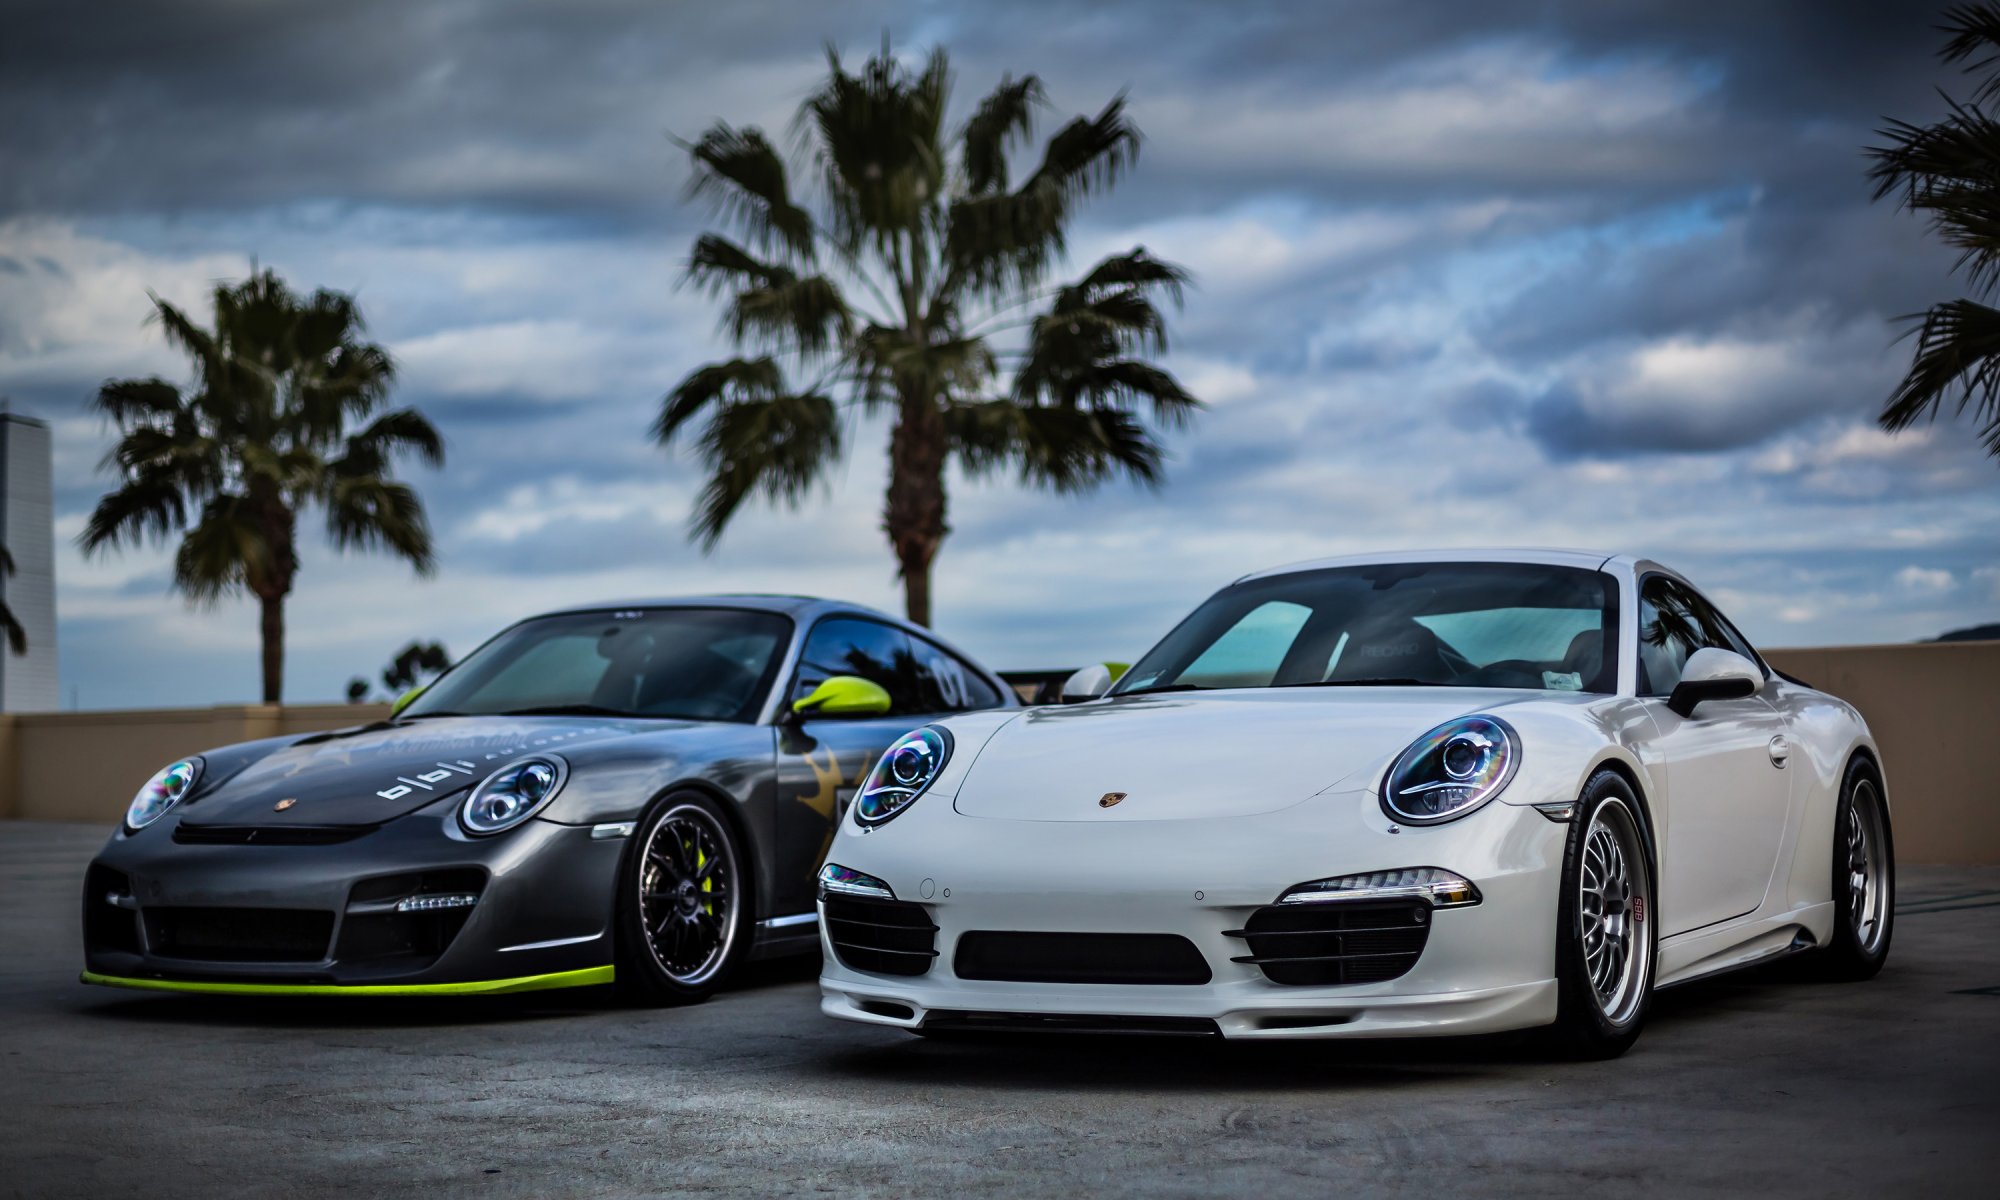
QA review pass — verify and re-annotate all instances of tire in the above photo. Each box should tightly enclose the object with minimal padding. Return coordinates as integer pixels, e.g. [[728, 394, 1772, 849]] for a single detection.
[[1547, 770, 1658, 1060], [614, 790, 753, 1006], [1818, 760, 1893, 981]]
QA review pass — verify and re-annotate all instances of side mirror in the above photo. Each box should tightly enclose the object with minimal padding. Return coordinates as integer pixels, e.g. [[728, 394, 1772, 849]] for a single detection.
[[390, 685, 427, 718], [1666, 647, 1763, 718], [1059, 662, 1128, 704], [791, 675, 893, 720]]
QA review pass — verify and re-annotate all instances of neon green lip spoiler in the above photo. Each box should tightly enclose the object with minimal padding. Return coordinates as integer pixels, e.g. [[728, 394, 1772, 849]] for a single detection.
[[79, 965, 613, 997]]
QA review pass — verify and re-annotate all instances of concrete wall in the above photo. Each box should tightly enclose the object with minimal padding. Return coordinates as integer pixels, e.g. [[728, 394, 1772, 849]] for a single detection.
[[1762, 642, 1998, 866], [0, 642, 1994, 862], [0, 704, 390, 822]]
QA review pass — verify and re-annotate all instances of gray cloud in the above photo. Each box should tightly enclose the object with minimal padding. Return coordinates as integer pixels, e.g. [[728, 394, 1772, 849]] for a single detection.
[[3, 0, 1998, 707]]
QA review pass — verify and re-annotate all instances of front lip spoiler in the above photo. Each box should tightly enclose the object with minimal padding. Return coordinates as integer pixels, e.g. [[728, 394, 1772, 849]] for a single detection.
[[78, 965, 613, 997]]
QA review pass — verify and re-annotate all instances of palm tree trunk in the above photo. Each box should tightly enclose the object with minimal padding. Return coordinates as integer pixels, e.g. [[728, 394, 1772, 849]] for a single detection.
[[885, 395, 948, 627], [259, 591, 285, 704]]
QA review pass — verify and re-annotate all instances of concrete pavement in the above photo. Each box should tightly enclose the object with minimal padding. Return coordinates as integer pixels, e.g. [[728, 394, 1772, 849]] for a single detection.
[[2, 820, 1995, 1198]]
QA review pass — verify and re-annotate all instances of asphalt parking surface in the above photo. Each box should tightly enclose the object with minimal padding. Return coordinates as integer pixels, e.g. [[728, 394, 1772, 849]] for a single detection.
[[1, 821, 1996, 1198]]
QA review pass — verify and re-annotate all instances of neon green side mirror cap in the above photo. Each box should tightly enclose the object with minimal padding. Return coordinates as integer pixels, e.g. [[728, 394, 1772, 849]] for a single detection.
[[390, 685, 427, 718], [792, 675, 893, 718]]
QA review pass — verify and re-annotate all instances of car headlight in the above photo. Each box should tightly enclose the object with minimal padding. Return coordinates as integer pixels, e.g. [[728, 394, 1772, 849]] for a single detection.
[[856, 727, 952, 826], [459, 756, 568, 836], [125, 758, 202, 831], [1381, 715, 1518, 825]]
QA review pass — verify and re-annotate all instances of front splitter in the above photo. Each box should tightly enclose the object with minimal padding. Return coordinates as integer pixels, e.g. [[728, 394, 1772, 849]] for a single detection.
[[79, 965, 614, 997]]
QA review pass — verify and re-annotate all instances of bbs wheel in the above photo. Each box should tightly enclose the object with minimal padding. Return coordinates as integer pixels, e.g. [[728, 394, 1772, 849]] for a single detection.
[[615, 791, 751, 1006], [1819, 760, 1893, 981], [1548, 770, 1658, 1060]]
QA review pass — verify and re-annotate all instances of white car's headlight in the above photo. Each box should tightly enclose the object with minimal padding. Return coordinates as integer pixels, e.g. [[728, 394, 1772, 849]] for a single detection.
[[1381, 716, 1518, 825], [459, 756, 567, 836], [856, 728, 952, 826], [126, 758, 202, 831]]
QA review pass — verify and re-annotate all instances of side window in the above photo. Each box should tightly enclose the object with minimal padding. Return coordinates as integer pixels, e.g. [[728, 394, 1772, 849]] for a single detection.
[[1638, 578, 1700, 696], [793, 619, 922, 715], [1638, 577, 1760, 696], [910, 637, 1007, 712]]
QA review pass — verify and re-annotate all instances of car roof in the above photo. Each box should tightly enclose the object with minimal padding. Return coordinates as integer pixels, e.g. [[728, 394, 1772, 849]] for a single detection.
[[533, 594, 895, 622], [1235, 547, 1618, 583]]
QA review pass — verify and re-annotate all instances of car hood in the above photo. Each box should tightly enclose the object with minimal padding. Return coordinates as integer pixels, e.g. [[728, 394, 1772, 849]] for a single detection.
[[178, 716, 679, 829], [951, 687, 1573, 821]]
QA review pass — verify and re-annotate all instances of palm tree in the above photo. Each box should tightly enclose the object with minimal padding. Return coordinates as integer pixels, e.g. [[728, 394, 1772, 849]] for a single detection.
[[658, 44, 1198, 625], [82, 268, 444, 703], [0, 544, 25, 654], [1869, 3, 2000, 458]]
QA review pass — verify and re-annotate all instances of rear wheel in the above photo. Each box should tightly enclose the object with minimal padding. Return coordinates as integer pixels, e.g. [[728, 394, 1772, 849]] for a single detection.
[[615, 792, 751, 1006], [1548, 770, 1657, 1059], [1819, 762, 1893, 980]]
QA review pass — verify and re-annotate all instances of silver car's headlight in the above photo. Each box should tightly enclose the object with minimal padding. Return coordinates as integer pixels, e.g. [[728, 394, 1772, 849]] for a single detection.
[[1381, 716, 1518, 825], [126, 758, 202, 831], [459, 756, 567, 836], [856, 727, 952, 826]]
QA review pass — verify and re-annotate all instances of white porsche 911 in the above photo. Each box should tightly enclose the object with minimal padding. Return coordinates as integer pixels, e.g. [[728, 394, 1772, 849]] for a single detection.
[[815, 550, 1893, 1057]]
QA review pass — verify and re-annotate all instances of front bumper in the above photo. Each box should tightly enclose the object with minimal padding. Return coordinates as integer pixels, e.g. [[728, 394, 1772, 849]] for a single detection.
[[818, 789, 1567, 1038], [81, 803, 625, 992]]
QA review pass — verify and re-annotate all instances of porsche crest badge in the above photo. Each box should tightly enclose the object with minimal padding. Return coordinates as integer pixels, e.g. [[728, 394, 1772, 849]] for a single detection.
[[1098, 791, 1126, 808], [274, 797, 298, 812]]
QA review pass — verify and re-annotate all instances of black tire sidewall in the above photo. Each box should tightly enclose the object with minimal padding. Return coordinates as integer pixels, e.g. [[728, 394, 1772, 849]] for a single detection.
[[1825, 759, 1893, 977], [615, 789, 753, 1006], [1552, 770, 1658, 1057]]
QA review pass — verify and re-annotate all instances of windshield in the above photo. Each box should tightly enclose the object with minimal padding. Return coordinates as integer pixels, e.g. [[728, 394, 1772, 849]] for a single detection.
[[400, 607, 793, 722], [1112, 562, 1620, 695]]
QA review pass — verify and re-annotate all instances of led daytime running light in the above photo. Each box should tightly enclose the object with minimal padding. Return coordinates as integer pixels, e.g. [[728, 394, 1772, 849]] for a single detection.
[[1281, 867, 1482, 908]]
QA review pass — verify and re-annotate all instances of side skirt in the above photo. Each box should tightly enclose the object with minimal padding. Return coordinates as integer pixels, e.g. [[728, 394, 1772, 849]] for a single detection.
[[1655, 901, 1835, 988]]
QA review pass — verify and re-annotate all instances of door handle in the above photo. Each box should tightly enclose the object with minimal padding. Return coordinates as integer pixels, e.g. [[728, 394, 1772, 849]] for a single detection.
[[1768, 735, 1789, 769]]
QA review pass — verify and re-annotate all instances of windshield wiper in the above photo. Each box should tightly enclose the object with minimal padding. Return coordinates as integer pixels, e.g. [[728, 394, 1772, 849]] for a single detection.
[[395, 710, 470, 720], [1113, 683, 1211, 697], [498, 704, 641, 718], [1279, 677, 1432, 688]]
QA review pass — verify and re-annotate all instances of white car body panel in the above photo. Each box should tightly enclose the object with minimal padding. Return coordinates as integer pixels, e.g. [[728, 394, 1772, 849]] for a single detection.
[[819, 549, 1884, 1037]]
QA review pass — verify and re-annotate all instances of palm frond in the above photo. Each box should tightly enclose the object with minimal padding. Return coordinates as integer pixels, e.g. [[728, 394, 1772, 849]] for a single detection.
[[340, 408, 447, 471], [686, 234, 792, 294], [943, 97, 1142, 296], [654, 357, 785, 444], [684, 124, 816, 260], [961, 74, 1045, 194], [92, 378, 185, 426], [1883, 297, 2000, 453], [689, 391, 842, 548], [946, 399, 1163, 490], [79, 476, 191, 553], [171, 494, 267, 604], [805, 44, 950, 246], [1868, 97, 2000, 294], [727, 273, 853, 357], [325, 476, 437, 574], [1941, 3, 2000, 102]]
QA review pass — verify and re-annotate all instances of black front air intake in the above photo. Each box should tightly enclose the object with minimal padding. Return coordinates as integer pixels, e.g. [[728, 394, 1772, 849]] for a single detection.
[[1225, 898, 1431, 985], [954, 931, 1212, 985], [822, 895, 938, 977], [174, 823, 377, 845], [82, 864, 143, 956], [144, 907, 336, 963]]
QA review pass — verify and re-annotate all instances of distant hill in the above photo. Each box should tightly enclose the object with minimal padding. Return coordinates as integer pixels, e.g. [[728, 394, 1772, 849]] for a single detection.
[[1931, 623, 2000, 643]]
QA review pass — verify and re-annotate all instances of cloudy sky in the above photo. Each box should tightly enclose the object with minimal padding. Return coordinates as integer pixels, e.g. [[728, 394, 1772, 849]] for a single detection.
[[2, 0, 1996, 709]]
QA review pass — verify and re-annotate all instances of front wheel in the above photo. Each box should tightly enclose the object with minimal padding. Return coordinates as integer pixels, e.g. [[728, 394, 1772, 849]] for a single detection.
[[1548, 771, 1658, 1060], [1818, 761, 1893, 980], [615, 792, 752, 1006]]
